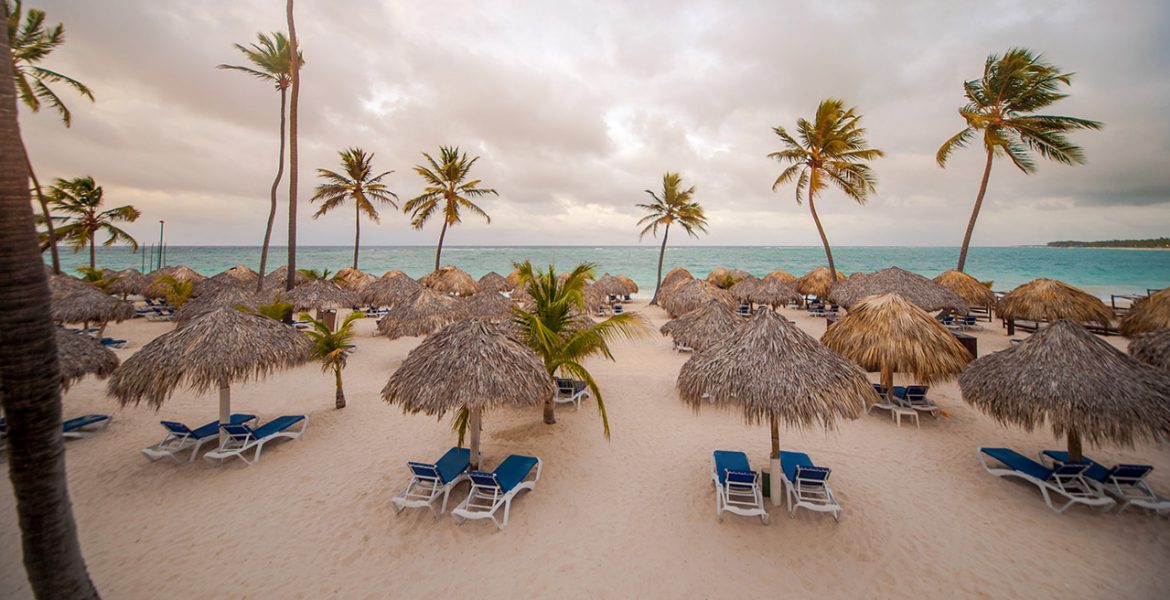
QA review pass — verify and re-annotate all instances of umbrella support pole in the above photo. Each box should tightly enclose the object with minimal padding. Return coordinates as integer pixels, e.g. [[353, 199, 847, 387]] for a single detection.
[[469, 406, 482, 470], [218, 381, 231, 446], [769, 416, 782, 506]]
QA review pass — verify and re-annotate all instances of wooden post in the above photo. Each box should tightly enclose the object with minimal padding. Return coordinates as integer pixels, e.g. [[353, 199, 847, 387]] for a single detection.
[[769, 415, 782, 506], [218, 379, 231, 445], [469, 405, 482, 470]]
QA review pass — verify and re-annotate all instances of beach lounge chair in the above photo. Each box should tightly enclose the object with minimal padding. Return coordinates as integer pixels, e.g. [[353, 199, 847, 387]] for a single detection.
[[392, 447, 473, 516], [1040, 451, 1170, 515], [141, 414, 257, 463], [623, 294, 632, 302], [868, 385, 918, 427], [613, 304, 624, 314], [736, 302, 751, 318], [895, 385, 940, 418], [978, 448, 1115, 513], [710, 450, 768, 524], [451, 454, 541, 529], [778, 451, 841, 521], [554, 378, 591, 410], [62, 414, 112, 438], [204, 415, 307, 466], [867, 384, 894, 414], [595, 306, 607, 317], [673, 340, 694, 353], [100, 338, 127, 349]]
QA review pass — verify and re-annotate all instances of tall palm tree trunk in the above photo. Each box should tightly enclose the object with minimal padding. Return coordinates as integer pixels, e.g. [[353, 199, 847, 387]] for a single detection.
[[22, 141, 60, 274], [353, 202, 360, 270], [88, 231, 95, 270], [285, 0, 300, 292], [808, 190, 837, 280], [956, 148, 995, 273], [334, 366, 346, 409], [543, 368, 557, 424], [433, 219, 449, 272], [0, 27, 99, 597], [650, 223, 670, 306], [256, 87, 287, 293]]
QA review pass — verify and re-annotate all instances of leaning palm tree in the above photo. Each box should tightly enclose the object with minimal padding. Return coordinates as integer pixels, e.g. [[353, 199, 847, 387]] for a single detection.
[[300, 311, 361, 409], [285, 0, 301, 291], [0, 22, 99, 596], [404, 146, 498, 271], [937, 48, 1102, 272], [512, 261, 648, 432], [769, 98, 883, 280], [48, 175, 140, 270], [311, 147, 398, 270], [637, 172, 707, 306], [218, 31, 303, 292], [7, 0, 94, 274]]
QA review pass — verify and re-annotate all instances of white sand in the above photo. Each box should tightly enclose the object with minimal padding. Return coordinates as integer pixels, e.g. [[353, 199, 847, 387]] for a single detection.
[[2, 301, 1168, 599]]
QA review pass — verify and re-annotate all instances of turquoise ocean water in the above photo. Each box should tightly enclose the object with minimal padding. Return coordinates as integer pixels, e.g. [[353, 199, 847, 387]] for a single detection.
[[53, 245, 1168, 300]]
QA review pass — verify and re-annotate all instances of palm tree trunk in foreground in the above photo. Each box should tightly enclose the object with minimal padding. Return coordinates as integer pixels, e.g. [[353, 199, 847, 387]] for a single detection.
[[956, 148, 995, 273], [335, 367, 346, 409], [22, 141, 60, 274], [808, 191, 837, 280], [257, 87, 287, 293], [433, 219, 449, 272], [650, 223, 670, 306], [0, 26, 100, 597], [285, 0, 300, 292]]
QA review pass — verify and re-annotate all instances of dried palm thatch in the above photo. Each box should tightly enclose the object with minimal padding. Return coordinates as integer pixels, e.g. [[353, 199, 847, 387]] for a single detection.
[[420, 265, 480, 297], [281, 279, 358, 311], [661, 267, 694, 291], [107, 269, 149, 298], [332, 267, 376, 292], [934, 270, 996, 308], [582, 285, 610, 312], [727, 276, 763, 300], [382, 318, 554, 468], [763, 269, 796, 284], [829, 267, 968, 313], [997, 278, 1113, 329], [821, 293, 971, 395], [51, 284, 135, 324], [615, 275, 638, 294], [591, 274, 628, 298], [1120, 289, 1170, 337], [173, 286, 259, 327], [377, 288, 462, 339], [380, 270, 408, 279], [660, 300, 741, 351], [261, 265, 309, 290], [795, 266, 846, 298], [747, 278, 801, 308], [660, 279, 736, 318], [960, 320, 1170, 461], [477, 271, 512, 292], [706, 267, 751, 288], [361, 272, 421, 307], [505, 269, 523, 289], [145, 265, 206, 298], [1130, 328, 1170, 371], [56, 327, 119, 389], [48, 273, 93, 298], [459, 290, 514, 321], [508, 285, 533, 308], [205, 264, 260, 289]]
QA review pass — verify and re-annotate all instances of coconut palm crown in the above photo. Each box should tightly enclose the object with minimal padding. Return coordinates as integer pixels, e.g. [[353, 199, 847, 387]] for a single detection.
[[300, 311, 362, 409], [769, 98, 883, 281], [937, 48, 1102, 272], [636, 172, 708, 306], [404, 145, 498, 271], [311, 147, 398, 270], [48, 176, 140, 270]]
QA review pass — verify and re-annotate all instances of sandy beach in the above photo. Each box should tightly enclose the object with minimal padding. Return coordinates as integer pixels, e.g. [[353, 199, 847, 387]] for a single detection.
[[1, 300, 1167, 599]]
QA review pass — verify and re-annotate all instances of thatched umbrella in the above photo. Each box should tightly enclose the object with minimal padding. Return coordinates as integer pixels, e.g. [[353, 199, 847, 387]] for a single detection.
[[173, 286, 259, 327], [204, 265, 260, 291], [1130, 328, 1170, 371], [382, 319, 554, 469], [615, 275, 639, 294], [661, 279, 736, 318], [934, 270, 996, 308], [107, 308, 310, 442], [661, 267, 693, 291], [747, 278, 801, 308], [459, 290, 514, 321], [660, 299, 741, 351], [380, 269, 408, 279], [332, 267, 376, 292], [420, 265, 480, 297], [56, 328, 119, 389], [678, 308, 870, 503], [505, 269, 523, 289], [281, 279, 358, 312], [361, 272, 421, 308], [145, 265, 206, 298], [1121, 289, 1170, 337], [727, 276, 763, 301], [829, 267, 968, 313], [478, 271, 512, 293], [706, 267, 748, 288], [960, 320, 1170, 462], [107, 268, 148, 299], [261, 265, 309, 290], [377, 288, 461, 339], [821, 293, 971, 400], [51, 284, 135, 325], [592, 274, 628, 298], [795, 266, 846, 299], [763, 269, 796, 284], [997, 278, 1113, 329]]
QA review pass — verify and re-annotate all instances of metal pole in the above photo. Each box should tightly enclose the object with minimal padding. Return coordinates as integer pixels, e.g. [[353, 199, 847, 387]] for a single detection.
[[157, 220, 165, 270]]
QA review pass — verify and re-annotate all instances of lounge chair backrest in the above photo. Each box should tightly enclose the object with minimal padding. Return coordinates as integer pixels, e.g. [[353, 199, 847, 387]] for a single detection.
[[795, 465, 831, 485], [1052, 462, 1089, 479], [221, 423, 256, 441], [1110, 464, 1152, 482], [408, 461, 441, 480], [906, 386, 928, 399], [872, 384, 888, 396], [555, 378, 573, 393], [723, 469, 758, 486], [468, 471, 502, 491], [160, 421, 193, 436]]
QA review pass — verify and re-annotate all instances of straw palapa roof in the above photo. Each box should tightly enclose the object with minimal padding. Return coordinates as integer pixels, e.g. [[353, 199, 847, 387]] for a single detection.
[[821, 293, 971, 383], [261, 265, 309, 290], [660, 267, 693, 291], [332, 267, 376, 292], [477, 271, 512, 293], [106, 308, 310, 408], [204, 265, 260, 290], [361, 272, 421, 307], [660, 299, 741, 351], [173, 286, 259, 327], [960, 320, 1170, 447], [1130, 328, 1170, 371], [377, 288, 462, 339], [996, 278, 1113, 329], [281, 279, 358, 311], [795, 266, 846, 298], [614, 275, 638, 294], [107, 269, 148, 297], [144, 265, 205, 298], [727, 276, 763, 300], [381, 318, 554, 415], [419, 265, 480, 297], [763, 269, 796, 284], [591, 274, 629, 298], [51, 283, 135, 324], [1120, 288, 1170, 337], [459, 290, 514, 321], [660, 279, 736, 318], [746, 278, 801, 307], [934, 270, 996, 308], [677, 308, 869, 428], [706, 267, 751, 288], [829, 267, 968, 313], [56, 327, 119, 389]]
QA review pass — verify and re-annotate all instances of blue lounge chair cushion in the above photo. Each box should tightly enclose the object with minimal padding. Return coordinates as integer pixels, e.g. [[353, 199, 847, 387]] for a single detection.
[[778, 451, 814, 483], [713, 450, 753, 485], [981, 448, 1053, 480], [249, 415, 305, 439], [179, 414, 256, 440], [63, 414, 109, 432], [1041, 450, 1147, 483], [891, 386, 908, 399], [492, 454, 539, 492], [906, 385, 929, 399], [433, 447, 472, 484]]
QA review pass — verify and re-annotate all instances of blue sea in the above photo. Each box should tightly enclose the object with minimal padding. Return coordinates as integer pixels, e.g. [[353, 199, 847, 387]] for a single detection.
[[52, 245, 1169, 300]]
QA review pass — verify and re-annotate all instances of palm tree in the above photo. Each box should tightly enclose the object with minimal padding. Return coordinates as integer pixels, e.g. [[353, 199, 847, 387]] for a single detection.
[[311, 148, 398, 270], [404, 146, 498, 271], [512, 261, 648, 430], [218, 31, 303, 292], [48, 176, 140, 270], [285, 0, 301, 291], [636, 172, 707, 305], [937, 48, 1102, 272], [768, 99, 883, 280], [7, 0, 94, 275], [156, 275, 194, 308], [0, 18, 99, 597], [300, 311, 361, 409], [297, 267, 331, 280]]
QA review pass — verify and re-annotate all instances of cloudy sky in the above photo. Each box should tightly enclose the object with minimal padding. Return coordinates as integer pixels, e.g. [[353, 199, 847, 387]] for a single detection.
[[20, 0, 1170, 248]]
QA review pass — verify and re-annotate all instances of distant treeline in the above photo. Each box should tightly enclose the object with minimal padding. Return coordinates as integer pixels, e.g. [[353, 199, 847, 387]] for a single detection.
[[1048, 237, 1170, 248]]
